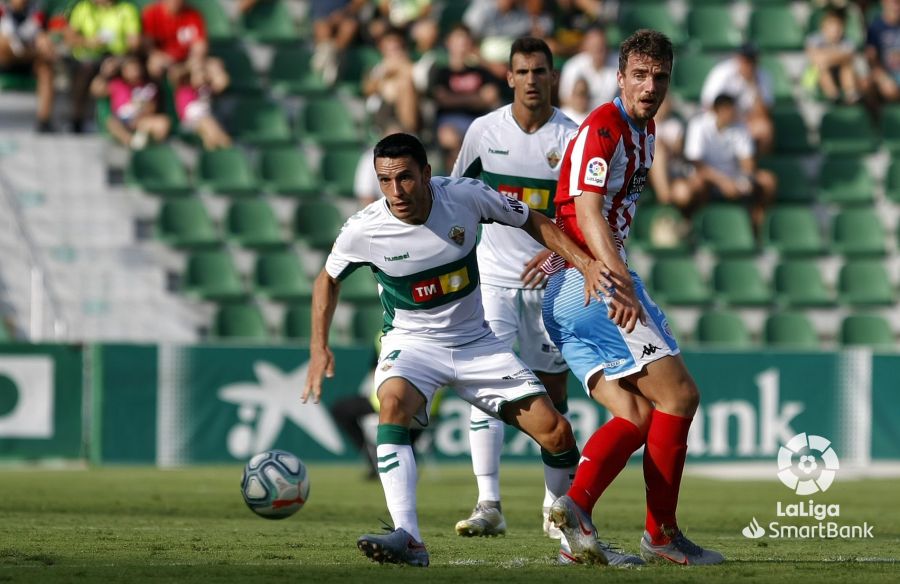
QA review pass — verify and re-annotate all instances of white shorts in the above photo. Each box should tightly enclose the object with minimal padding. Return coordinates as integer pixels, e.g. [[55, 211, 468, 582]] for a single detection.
[[482, 284, 568, 375], [373, 332, 547, 427]]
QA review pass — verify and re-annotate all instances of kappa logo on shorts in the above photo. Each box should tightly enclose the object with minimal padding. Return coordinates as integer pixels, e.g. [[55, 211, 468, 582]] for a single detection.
[[641, 344, 662, 358], [411, 267, 470, 302], [584, 157, 608, 187]]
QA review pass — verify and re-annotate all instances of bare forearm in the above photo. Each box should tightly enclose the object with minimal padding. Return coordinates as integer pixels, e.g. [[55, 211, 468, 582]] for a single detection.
[[521, 212, 592, 273], [311, 269, 340, 349], [573, 195, 630, 278]]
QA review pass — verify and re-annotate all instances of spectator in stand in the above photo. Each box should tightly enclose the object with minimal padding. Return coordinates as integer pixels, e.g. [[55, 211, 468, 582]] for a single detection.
[[464, 0, 553, 79], [648, 94, 686, 208], [865, 0, 900, 103], [90, 54, 170, 149], [0, 0, 56, 131], [141, 0, 227, 92], [363, 26, 420, 133], [806, 6, 863, 104], [547, 0, 609, 58], [559, 76, 590, 124], [310, 0, 368, 86], [63, 0, 141, 133], [430, 24, 502, 173], [672, 94, 777, 233], [173, 60, 231, 150], [700, 43, 775, 154], [558, 24, 617, 110]]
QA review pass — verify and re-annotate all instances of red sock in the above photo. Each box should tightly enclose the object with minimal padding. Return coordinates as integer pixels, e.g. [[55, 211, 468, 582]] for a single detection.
[[567, 417, 645, 515], [643, 410, 693, 544]]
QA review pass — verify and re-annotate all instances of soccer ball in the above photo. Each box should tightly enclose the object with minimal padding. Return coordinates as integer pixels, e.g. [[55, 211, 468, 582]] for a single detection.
[[241, 449, 310, 519]]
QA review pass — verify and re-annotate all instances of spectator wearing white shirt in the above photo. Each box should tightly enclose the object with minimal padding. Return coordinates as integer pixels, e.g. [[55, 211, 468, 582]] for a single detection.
[[558, 24, 617, 110], [671, 94, 777, 232], [700, 44, 775, 154]]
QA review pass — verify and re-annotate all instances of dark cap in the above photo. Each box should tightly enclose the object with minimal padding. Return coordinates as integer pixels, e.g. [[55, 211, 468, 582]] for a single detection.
[[738, 42, 759, 59]]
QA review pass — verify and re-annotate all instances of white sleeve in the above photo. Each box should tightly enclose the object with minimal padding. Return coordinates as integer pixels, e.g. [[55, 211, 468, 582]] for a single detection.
[[558, 58, 580, 105], [683, 116, 705, 162], [469, 180, 530, 228], [700, 61, 727, 109], [733, 125, 755, 160], [324, 217, 369, 280], [451, 117, 485, 178]]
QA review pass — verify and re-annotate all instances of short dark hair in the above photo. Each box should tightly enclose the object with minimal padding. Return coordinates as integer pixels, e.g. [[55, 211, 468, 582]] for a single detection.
[[618, 29, 674, 73], [712, 93, 737, 109], [373, 133, 428, 169], [509, 37, 554, 70]]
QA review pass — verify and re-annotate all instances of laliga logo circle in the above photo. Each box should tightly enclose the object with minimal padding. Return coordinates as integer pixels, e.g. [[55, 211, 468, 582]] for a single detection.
[[777, 432, 840, 495]]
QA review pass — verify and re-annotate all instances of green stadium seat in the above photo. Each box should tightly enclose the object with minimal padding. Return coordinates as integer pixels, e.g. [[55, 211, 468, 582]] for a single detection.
[[156, 198, 219, 249], [210, 42, 262, 94], [198, 147, 261, 196], [230, 97, 293, 146], [300, 98, 362, 147], [882, 105, 900, 152], [212, 303, 269, 340], [887, 159, 900, 203], [629, 205, 691, 255], [188, 0, 234, 42], [764, 206, 826, 256], [352, 305, 386, 344], [748, 6, 805, 51], [339, 267, 380, 305], [694, 204, 756, 256], [224, 199, 284, 249], [239, 0, 297, 43], [294, 200, 345, 250], [831, 208, 886, 256], [759, 56, 794, 104], [819, 107, 878, 155], [838, 260, 895, 306], [269, 46, 328, 96], [0, 71, 36, 91], [771, 107, 812, 154], [184, 250, 247, 301], [764, 312, 820, 349], [254, 251, 312, 301], [283, 304, 312, 341], [686, 6, 742, 51], [818, 155, 875, 205], [320, 146, 364, 198], [774, 259, 835, 307], [619, 6, 685, 46], [258, 147, 320, 197], [337, 46, 381, 95], [713, 258, 773, 306], [672, 53, 717, 102], [840, 314, 895, 347], [650, 257, 713, 306], [759, 157, 813, 203], [127, 144, 192, 196], [695, 310, 753, 348]]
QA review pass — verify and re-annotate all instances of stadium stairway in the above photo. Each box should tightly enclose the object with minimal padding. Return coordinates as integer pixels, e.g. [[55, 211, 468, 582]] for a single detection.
[[0, 131, 202, 341]]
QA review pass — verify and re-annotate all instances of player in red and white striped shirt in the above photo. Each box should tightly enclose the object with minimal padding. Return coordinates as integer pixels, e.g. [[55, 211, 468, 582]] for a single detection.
[[544, 30, 725, 566]]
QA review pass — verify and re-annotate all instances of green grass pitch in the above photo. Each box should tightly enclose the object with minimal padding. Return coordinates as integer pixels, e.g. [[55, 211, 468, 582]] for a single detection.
[[0, 464, 897, 583]]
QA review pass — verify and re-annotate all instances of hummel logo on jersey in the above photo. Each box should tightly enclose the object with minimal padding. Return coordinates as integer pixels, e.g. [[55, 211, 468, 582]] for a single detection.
[[489, 148, 509, 155], [597, 127, 611, 139], [411, 267, 470, 302], [384, 252, 410, 261], [641, 344, 662, 357]]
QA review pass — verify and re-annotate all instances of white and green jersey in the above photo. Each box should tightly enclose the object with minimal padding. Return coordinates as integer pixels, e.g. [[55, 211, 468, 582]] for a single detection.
[[325, 177, 531, 347], [451, 105, 578, 288]]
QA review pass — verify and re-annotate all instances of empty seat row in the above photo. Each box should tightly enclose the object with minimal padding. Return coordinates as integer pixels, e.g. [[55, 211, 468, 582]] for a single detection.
[[212, 303, 385, 344]]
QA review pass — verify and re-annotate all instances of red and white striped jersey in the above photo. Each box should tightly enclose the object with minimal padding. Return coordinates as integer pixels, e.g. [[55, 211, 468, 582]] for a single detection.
[[553, 97, 655, 265]]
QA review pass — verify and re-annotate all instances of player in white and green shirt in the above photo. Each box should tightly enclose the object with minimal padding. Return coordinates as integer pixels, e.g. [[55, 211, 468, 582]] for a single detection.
[[302, 133, 610, 567], [451, 37, 579, 539]]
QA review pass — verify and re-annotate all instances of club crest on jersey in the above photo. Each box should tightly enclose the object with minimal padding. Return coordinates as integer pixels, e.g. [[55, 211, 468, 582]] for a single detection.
[[411, 267, 470, 303], [448, 225, 465, 245], [584, 157, 608, 187], [546, 148, 562, 168]]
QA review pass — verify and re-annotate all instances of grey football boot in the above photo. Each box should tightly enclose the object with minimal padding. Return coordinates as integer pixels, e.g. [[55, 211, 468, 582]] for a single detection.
[[547, 495, 607, 565], [357, 527, 430, 567], [639, 529, 725, 565], [455, 501, 507, 537]]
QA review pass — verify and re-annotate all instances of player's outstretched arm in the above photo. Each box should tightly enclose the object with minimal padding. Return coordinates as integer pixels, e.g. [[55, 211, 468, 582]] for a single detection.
[[302, 269, 339, 404], [520, 211, 612, 303], [573, 193, 644, 332], [520, 248, 552, 288]]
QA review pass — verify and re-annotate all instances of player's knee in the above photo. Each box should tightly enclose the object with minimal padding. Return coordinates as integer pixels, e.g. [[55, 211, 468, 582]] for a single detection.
[[672, 377, 700, 416], [543, 414, 575, 452]]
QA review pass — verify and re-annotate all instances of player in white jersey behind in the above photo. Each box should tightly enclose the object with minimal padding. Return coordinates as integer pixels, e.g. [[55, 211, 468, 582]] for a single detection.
[[450, 37, 579, 540], [302, 133, 612, 567]]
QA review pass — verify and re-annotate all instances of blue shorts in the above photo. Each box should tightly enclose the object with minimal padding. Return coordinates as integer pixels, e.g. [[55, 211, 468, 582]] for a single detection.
[[542, 267, 679, 393]]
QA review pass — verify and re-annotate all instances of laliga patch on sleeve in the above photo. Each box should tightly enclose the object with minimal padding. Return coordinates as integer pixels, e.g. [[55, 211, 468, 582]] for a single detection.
[[584, 157, 608, 187]]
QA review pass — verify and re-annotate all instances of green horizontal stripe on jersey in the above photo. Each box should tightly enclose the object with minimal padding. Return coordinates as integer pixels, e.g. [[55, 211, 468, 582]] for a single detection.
[[478, 170, 558, 217], [374, 247, 480, 312]]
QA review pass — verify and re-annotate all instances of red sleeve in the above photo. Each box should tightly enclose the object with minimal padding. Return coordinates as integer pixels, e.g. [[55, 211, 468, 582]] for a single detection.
[[570, 105, 621, 197], [142, 5, 158, 38]]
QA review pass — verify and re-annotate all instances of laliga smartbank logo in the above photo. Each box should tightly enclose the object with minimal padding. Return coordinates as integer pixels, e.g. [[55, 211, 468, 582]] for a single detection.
[[741, 432, 873, 540]]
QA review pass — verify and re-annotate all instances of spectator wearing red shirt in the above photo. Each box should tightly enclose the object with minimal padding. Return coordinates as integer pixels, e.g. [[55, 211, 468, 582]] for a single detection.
[[141, 0, 226, 92]]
